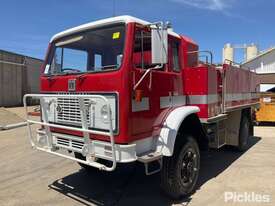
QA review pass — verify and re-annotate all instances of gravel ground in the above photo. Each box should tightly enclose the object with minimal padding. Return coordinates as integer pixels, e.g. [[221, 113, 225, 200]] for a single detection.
[[0, 125, 274, 206]]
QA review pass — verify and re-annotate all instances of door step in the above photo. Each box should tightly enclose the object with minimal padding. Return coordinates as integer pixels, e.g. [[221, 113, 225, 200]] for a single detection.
[[138, 152, 162, 175]]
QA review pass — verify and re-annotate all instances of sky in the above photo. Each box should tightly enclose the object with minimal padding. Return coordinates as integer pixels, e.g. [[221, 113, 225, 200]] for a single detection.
[[0, 0, 275, 63]]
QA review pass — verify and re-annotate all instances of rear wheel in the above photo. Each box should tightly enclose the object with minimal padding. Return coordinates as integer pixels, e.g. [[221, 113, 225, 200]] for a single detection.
[[160, 135, 200, 199], [238, 115, 251, 151]]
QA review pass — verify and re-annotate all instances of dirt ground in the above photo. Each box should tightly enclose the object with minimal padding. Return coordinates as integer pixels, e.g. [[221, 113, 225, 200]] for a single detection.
[[4, 106, 38, 120], [0, 108, 24, 127], [0, 106, 38, 129], [0, 124, 274, 206]]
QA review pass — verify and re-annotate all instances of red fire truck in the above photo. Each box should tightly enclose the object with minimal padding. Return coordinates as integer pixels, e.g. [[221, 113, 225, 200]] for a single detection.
[[24, 16, 260, 199]]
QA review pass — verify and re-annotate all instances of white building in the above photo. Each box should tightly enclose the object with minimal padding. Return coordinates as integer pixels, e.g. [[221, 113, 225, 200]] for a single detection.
[[242, 48, 275, 92], [242, 47, 275, 74]]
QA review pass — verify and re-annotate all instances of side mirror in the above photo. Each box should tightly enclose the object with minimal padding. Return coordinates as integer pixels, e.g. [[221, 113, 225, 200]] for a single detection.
[[151, 25, 168, 65]]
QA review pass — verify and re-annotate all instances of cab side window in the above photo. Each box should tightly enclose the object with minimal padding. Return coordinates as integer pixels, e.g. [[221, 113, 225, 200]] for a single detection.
[[172, 41, 180, 72], [187, 44, 199, 67], [133, 29, 153, 69]]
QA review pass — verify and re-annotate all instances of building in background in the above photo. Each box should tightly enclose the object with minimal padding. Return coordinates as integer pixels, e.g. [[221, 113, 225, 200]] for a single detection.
[[242, 47, 275, 92], [0, 50, 43, 107], [222, 43, 259, 63], [242, 47, 275, 74]]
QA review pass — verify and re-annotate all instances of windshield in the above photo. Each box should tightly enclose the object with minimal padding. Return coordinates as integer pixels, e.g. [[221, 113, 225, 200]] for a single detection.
[[45, 24, 125, 75]]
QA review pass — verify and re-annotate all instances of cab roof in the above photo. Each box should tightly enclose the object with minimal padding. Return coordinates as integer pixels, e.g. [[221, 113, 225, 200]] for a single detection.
[[50, 15, 180, 42]]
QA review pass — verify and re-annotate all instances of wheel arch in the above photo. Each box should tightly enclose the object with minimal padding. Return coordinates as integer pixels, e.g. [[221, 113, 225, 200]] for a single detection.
[[156, 106, 208, 156]]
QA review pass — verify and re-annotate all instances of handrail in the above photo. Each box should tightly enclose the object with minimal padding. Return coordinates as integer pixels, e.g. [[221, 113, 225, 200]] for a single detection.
[[187, 50, 213, 65], [221, 68, 227, 113], [199, 55, 209, 64], [23, 94, 116, 171]]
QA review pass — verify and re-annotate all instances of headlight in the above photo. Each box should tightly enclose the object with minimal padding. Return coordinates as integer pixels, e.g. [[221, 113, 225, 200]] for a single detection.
[[100, 105, 111, 123]]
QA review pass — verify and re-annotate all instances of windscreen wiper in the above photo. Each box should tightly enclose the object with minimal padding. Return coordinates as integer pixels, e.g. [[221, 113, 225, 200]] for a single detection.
[[76, 64, 119, 81], [44, 70, 80, 82], [62, 68, 82, 73], [101, 64, 118, 69]]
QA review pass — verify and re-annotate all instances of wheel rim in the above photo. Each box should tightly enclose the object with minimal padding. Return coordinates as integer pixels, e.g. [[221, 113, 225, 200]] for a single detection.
[[180, 148, 198, 187]]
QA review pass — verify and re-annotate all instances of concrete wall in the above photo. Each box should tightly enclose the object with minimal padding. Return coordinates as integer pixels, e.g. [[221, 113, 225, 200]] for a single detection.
[[24, 57, 42, 94], [0, 50, 43, 107]]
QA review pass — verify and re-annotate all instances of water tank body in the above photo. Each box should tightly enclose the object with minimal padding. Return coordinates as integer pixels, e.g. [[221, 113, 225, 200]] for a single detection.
[[223, 43, 234, 63], [246, 44, 258, 61]]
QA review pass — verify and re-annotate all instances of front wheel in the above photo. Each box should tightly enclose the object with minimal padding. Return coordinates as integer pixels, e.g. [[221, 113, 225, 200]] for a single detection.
[[160, 135, 200, 199]]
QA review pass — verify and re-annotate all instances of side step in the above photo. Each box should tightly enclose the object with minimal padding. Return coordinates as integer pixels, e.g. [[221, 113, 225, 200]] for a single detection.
[[138, 152, 162, 176]]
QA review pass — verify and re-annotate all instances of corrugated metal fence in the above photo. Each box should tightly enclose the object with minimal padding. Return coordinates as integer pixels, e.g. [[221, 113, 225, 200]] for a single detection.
[[0, 50, 43, 107]]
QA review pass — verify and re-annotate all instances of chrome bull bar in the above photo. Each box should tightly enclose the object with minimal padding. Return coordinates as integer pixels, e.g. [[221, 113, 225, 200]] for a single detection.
[[23, 94, 117, 171]]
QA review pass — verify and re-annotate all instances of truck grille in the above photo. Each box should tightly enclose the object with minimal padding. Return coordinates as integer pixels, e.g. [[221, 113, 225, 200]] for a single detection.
[[56, 97, 90, 125]]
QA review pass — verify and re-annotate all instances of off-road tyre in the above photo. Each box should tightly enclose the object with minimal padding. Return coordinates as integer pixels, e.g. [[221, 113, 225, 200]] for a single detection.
[[160, 135, 200, 199], [238, 115, 251, 152]]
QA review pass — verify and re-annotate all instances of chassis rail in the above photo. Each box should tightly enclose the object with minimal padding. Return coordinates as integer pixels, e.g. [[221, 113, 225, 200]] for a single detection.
[[23, 94, 117, 171]]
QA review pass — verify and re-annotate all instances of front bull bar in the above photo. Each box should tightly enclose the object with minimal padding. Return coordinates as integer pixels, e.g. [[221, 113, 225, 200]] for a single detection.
[[23, 94, 117, 171]]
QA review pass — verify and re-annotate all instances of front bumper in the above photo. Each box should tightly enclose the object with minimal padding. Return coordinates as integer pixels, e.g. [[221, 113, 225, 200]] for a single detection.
[[37, 129, 137, 163]]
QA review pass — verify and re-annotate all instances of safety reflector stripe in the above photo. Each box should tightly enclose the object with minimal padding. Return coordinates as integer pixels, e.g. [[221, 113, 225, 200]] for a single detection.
[[132, 93, 259, 112], [160, 95, 186, 109], [186, 94, 218, 105], [187, 93, 259, 105]]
